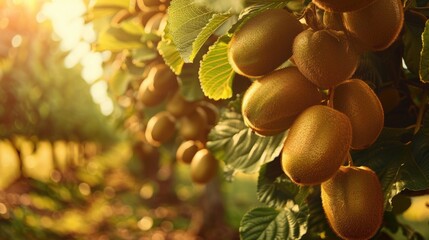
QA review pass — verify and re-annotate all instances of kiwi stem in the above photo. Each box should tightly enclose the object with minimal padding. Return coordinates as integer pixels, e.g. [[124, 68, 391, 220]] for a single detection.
[[414, 90, 428, 134], [347, 152, 354, 166]]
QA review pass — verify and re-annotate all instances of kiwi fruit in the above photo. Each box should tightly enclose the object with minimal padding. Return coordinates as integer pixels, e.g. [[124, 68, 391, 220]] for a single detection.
[[197, 101, 219, 127], [228, 8, 303, 78], [314, 0, 376, 13], [321, 165, 384, 240], [176, 140, 204, 164], [190, 149, 218, 184], [146, 64, 178, 94], [292, 29, 359, 89], [378, 87, 401, 113], [333, 79, 384, 149], [145, 111, 176, 146], [166, 91, 197, 117], [282, 105, 352, 185], [242, 67, 322, 136], [138, 78, 168, 107], [343, 0, 404, 51], [179, 107, 208, 141]]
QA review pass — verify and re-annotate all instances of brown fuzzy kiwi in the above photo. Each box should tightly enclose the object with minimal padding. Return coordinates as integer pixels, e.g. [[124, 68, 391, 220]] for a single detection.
[[242, 67, 323, 136], [314, 0, 376, 13], [343, 0, 404, 51], [147, 64, 178, 95], [228, 8, 303, 78], [378, 87, 401, 113], [176, 140, 204, 164], [292, 29, 359, 89], [321, 166, 384, 240], [145, 111, 176, 146], [282, 105, 352, 185], [138, 78, 168, 107], [166, 91, 197, 117], [190, 149, 218, 184], [179, 107, 208, 141], [333, 79, 384, 149]]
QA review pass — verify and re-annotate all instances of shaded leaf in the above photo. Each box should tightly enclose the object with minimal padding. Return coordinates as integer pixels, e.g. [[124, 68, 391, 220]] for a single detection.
[[178, 63, 205, 101], [240, 206, 308, 240], [207, 102, 287, 179], [403, 10, 425, 74], [419, 20, 429, 82], [352, 128, 429, 210], [257, 159, 310, 208]]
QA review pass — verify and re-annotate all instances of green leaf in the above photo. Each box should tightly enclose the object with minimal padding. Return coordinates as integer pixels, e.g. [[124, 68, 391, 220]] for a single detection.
[[206, 102, 287, 179], [240, 207, 308, 240], [178, 63, 205, 101], [94, 26, 143, 52], [352, 127, 429, 210], [157, 28, 184, 75], [419, 20, 429, 82], [199, 36, 235, 100], [109, 69, 132, 96], [301, 188, 339, 240], [257, 160, 310, 208], [167, 0, 232, 62], [403, 11, 425, 74]]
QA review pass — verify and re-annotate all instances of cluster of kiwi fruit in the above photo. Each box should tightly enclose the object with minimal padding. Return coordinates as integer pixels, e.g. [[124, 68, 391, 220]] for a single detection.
[[229, 0, 404, 238], [113, 0, 220, 185]]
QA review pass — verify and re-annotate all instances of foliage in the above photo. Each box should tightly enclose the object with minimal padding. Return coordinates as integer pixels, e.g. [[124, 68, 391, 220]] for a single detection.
[[1, 0, 429, 239]]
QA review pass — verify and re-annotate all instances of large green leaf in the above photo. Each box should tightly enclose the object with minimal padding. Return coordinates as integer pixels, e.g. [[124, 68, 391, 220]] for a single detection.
[[240, 206, 308, 240], [257, 160, 310, 209], [167, 0, 232, 63], [206, 101, 287, 178], [352, 127, 429, 210], [199, 36, 235, 100], [419, 20, 429, 82], [157, 25, 184, 75]]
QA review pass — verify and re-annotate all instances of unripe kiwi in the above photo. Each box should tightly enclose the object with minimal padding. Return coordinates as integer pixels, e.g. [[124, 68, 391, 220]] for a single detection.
[[166, 91, 197, 117], [242, 67, 323, 136], [282, 105, 352, 185], [138, 78, 168, 107], [343, 0, 404, 51], [190, 149, 218, 184], [314, 0, 376, 13], [333, 79, 384, 149], [321, 166, 384, 240], [292, 29, 359, 89], [145, 111, 176, 146], [176, 140, 204, 164], [179, 107, 208, 141], [228, 8, 303, 78]]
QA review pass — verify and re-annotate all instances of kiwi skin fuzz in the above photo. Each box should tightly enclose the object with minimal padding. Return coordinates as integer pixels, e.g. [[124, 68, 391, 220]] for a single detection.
[[333, 79, 384, 150], [321, 166, 384, 240], [228, 8, 303, 78], [281, 105, 352, 185], [242, 67, 322, 136]]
